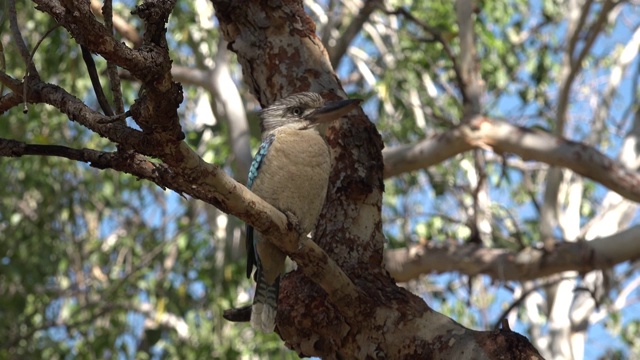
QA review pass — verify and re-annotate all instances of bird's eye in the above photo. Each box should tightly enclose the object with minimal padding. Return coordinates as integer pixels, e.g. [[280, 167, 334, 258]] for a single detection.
[[291, 107, 303, 116]]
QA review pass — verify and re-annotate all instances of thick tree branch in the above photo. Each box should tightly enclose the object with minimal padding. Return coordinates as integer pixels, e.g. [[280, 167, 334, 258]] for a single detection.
[[383, 116, 640, 203], [0, 138, 112, 160], [385, 223, 640, 283]]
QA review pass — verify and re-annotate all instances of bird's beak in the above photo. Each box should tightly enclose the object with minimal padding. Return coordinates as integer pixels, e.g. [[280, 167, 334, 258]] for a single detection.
[[306, 98, 362, 123]]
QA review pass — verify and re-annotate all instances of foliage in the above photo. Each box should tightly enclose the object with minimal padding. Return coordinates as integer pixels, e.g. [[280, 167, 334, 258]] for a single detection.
[[0, 1, 288, 358], [2, 0, 640, 358]]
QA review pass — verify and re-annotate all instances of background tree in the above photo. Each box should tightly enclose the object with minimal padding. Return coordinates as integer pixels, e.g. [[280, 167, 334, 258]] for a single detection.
[[1, 0, 639, 359]]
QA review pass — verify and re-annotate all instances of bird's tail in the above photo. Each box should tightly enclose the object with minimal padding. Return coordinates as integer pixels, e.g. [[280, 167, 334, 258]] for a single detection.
[[251, 270, 280, 333]]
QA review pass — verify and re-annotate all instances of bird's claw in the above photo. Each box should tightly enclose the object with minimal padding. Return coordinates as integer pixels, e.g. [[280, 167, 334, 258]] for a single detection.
[[284, 211, 303, 234]]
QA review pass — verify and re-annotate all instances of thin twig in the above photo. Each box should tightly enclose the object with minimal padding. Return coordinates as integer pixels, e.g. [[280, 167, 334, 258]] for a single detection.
[[492, 276, 577, 330], [97, 110, 131, 124], [0, 70, 22, 91], [9, 0, 38, 113], [102, 0, 125, 115], [29, 24, 61, 62], [0, 41, 6, 96], [8, 0, 37, 76], [81, 45, 114, 116], [386, 7, 467, 102], [0, 92, 22, 114]]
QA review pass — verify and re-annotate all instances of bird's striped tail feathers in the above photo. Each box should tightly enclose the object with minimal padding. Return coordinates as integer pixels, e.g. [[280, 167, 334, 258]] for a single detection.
[[251, 270, 280, 333]]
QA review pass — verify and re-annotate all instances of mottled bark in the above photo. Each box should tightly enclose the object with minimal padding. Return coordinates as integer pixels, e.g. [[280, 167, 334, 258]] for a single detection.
[[212, 1, 541, 358]]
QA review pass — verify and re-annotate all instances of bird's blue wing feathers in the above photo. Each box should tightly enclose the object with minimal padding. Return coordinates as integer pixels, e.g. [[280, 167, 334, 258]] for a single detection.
[[247, 134, 275, 189], [246, 134, 275, 279]]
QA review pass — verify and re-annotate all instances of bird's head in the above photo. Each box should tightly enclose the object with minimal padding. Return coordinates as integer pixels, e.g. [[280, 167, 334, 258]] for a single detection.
[[260, 92, 361, 135]]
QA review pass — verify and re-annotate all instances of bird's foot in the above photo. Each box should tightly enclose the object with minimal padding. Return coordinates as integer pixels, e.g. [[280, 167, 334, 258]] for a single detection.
[[284, 211, 303, 234]]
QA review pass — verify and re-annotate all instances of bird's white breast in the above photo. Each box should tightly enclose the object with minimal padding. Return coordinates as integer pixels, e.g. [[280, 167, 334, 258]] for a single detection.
[[251, 127, 331, 234]]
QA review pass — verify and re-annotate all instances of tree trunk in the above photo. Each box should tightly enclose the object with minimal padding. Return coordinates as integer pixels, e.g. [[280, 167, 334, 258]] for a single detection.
[[212, 1, 542, 358]]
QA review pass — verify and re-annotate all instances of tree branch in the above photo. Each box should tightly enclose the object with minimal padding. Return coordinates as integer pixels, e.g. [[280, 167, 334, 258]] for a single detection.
[[8, 0, 38, 76], [326, 0, 381, 68], [171, 65, 209, 88], [0, 92, 22, 114], [100, 0, 126, 116], [90, 0, 142, 47], [209, 39, 252, 182], [585, 23, 640, 146], [0, 70, 23, 91], [80, 45, 114, 116], [455, 0, 483, 118], [383, 116, 640, 203], [388, 7, 466, 102], [34, 0, 168, 83], [385, 223, 640, 283]]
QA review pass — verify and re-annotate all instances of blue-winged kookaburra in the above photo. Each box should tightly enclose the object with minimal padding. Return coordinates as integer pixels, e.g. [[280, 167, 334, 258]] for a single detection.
[[246, 92, 361, 332]]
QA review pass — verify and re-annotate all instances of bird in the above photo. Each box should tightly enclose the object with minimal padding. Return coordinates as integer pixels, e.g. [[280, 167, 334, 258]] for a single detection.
[[246, 92, 361, 332]]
